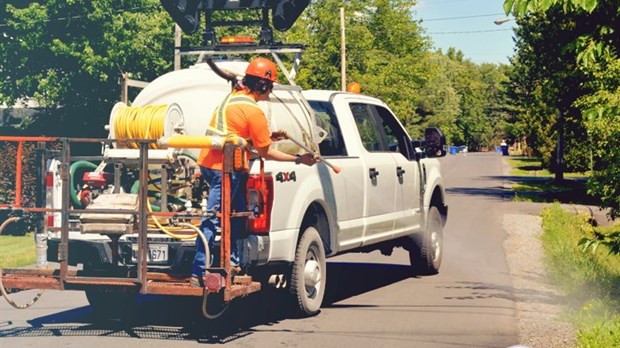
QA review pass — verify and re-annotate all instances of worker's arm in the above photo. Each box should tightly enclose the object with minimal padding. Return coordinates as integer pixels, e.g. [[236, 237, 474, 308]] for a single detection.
[[255, 145, 317, 166]]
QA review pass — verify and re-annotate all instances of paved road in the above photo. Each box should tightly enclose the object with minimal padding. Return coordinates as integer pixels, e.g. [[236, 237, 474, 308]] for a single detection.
[[1, 152, 524, 348]]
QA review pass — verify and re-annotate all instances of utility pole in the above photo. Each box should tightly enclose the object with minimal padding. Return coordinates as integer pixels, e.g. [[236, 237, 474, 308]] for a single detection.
[[555, 110, 564, 182], [340, 7, 346, 91], [174, 24, 182, 71]]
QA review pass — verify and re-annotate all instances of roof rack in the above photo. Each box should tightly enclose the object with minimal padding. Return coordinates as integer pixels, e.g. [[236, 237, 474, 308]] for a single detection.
[[161, 1, 310, 85], [179, 43, 305, 86]]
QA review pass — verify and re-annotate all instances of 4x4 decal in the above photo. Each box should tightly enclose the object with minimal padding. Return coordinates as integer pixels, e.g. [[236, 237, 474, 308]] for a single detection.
[[275, 171, 296, 182]]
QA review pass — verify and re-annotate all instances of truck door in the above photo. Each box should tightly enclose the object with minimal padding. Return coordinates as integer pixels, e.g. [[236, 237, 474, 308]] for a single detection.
[[349, 103, 398, 245], [369, 105, 422, 236], [309, 99, 365, 251]]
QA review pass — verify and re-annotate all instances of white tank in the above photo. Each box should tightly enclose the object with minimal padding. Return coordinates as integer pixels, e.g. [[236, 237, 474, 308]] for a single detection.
[[125, 59, 319, 156]]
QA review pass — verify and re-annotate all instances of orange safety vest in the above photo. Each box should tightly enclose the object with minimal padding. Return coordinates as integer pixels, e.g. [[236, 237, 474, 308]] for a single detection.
[[198, 92, 269, 170]]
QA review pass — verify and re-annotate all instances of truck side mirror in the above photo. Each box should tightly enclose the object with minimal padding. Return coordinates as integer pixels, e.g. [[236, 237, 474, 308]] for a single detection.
[[424, 127, 447, 158]]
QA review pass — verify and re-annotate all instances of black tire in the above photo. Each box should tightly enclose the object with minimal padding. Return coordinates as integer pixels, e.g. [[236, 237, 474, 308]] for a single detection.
[[409, 206, 443, 275], [289, 226, 326, 317], [85, 289, 138, 318]]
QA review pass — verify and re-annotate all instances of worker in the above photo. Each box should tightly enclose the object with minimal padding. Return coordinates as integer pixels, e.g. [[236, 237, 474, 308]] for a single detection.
[[191, 57, 317, 287]]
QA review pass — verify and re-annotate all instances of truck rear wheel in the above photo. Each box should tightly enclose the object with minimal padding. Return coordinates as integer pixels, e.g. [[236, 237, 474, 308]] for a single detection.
[[289, 225, 326, 317], [409, 206, 443, 275]]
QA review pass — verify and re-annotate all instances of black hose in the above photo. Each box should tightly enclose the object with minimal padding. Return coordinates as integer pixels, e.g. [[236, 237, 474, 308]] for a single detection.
[[206, 58, 238, 88]]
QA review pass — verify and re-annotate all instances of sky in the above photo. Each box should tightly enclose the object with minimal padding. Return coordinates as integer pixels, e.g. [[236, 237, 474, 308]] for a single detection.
[[413, 0, 517, 65]]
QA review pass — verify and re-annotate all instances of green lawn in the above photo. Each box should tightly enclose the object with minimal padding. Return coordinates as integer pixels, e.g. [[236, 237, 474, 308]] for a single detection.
[[507, 157, 597, 205], [0, 234, 35, 268], [508, 156, 589, 178], [541, 204, 620, 347]]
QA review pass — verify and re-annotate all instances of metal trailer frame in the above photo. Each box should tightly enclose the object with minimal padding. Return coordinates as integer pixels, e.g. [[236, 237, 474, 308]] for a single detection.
[[0, 136, 261, 305]]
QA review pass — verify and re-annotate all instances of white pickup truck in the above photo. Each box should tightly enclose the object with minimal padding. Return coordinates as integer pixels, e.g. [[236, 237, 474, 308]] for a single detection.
[[41, 57, 448, 317]]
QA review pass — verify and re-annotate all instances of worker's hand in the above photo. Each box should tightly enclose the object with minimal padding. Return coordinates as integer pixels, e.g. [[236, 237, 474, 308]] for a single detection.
[[298, 153, 318, 166], [270, 130, 286, 141]]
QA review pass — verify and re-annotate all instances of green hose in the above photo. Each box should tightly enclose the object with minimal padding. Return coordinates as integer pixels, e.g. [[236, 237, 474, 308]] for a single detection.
[[70, 161, 98, 209], [71, 152, 197, 210]]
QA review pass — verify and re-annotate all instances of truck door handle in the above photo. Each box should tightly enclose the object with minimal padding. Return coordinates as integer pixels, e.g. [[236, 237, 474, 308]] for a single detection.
[[369, 168, 379, 179], [397, 167, 406, 178]]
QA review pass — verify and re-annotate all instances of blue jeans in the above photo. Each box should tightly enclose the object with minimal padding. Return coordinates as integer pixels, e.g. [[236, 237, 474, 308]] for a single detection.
[[191, 167, 248, 278]]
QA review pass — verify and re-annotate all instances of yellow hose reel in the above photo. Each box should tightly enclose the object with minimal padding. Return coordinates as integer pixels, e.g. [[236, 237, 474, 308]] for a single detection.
[[108, 102, 185, 149]]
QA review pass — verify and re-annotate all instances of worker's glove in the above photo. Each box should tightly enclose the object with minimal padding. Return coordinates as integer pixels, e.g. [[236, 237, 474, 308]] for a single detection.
[[297, 153, 318, 166], [270, 130, 287, 141]]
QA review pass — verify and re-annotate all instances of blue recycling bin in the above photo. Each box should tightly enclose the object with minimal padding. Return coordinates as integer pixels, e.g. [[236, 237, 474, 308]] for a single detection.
[[449, 146, 458, 155], [501, 145, 509, 156]]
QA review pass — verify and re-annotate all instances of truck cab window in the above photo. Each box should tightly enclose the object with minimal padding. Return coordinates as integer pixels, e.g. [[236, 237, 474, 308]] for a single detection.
[[308, 100, 347, 156], [350, 103, 384, 152], [371, 105, 414, 160]]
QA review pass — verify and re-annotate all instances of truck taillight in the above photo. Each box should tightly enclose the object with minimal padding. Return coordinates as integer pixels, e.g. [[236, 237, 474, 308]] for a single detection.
[[247, 174, 273, 234], [45, 171, 54, 228]]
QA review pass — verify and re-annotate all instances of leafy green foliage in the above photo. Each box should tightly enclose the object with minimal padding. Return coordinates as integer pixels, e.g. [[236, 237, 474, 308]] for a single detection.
[[580, 231, 620, 255], [280, 0, 509, 146], [503, 0, 620, 218], [504, 0, 600, 15], [0, 0, 174, 137]]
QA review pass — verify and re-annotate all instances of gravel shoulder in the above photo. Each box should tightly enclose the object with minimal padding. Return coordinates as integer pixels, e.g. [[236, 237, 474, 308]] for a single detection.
[[500, 156, 578, 347], [503, 213, 576, 348]]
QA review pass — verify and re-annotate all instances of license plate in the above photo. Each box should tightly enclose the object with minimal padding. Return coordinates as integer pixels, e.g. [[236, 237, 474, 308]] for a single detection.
[[132, 244, 168, 263]]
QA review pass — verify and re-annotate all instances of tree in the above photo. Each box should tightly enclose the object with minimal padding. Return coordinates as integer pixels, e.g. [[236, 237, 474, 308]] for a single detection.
[[0, 0, 174, 137], [503, 0, 619, 218], [283, 0, 431, 137]]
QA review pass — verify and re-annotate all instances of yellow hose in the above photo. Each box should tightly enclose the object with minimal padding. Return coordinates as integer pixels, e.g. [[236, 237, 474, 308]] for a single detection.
[[114, 104, 168, 149], [161, 134, 248, 149], [147, 199, 197, 240]]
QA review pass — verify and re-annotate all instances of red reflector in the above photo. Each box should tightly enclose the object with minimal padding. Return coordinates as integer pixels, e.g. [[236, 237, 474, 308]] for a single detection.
[[82, 172, 112, 187], [247, 174, 273, 234], [47, 215, 54, 227], [46, 172, 54, 187]]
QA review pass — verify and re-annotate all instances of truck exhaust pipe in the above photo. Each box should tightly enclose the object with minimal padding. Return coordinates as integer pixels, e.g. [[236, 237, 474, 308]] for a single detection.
[[268, 274, 288, 288]]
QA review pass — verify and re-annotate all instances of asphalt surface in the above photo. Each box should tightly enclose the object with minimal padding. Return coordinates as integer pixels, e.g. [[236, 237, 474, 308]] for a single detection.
[[1, 152, 542, 347]]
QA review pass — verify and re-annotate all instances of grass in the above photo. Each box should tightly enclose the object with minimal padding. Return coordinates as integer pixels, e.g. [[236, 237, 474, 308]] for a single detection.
[[506, 157, 597, 205], [0, 233, 36, 268], [541, 204, 620, 347], [508, 157, 589, 178]]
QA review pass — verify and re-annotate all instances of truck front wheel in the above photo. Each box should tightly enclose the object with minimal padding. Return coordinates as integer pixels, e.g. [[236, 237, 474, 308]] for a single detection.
[[409, 206, 443, 275], [289, 225, 326, 317]]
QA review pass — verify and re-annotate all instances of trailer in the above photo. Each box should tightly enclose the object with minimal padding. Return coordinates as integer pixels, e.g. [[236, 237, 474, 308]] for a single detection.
[[0, 135, 263, 318]]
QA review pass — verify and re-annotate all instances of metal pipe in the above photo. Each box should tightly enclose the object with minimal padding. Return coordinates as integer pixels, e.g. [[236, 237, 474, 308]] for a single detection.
[[15, 141, 23, 207], [268, 274, 280, 288], [59, 138, 70, 289], [277, 130, 341, 174], [138, 142, 149, 292]]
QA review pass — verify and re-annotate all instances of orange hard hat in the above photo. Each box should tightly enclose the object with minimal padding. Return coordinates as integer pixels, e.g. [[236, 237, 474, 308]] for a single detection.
[[347, 82, 361, 93], [245, 57, 278, 82]]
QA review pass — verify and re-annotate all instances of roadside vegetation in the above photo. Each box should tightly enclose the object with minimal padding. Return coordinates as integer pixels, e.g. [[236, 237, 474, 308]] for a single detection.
[[0, 234, 35, 268], [503, 0, 620, 220], [507, 156, 596, 205], [541, 204, 620, 347]]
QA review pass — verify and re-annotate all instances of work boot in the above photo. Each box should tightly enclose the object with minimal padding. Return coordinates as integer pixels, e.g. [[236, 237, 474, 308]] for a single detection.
[[189, 276, 203, 288]]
